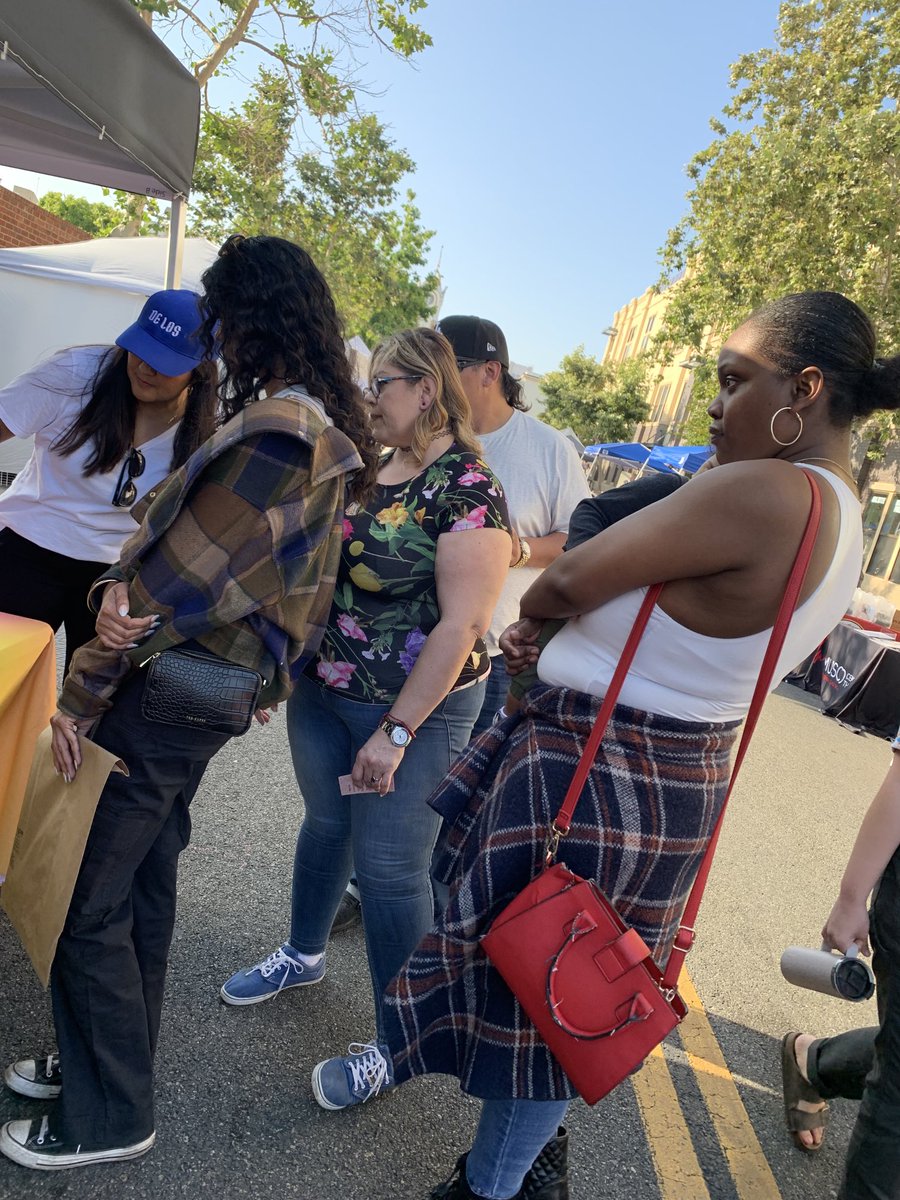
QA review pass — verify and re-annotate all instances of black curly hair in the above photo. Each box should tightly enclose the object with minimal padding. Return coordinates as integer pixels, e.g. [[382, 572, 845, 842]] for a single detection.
[[199, 235, 378, 502]]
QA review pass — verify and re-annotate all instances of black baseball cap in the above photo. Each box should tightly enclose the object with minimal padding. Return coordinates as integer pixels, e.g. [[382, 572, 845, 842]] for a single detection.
[[436, 315, 509, 370]]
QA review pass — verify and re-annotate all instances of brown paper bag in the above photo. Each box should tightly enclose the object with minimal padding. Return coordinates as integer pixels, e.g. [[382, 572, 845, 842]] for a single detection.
[[1, 727, 129, 987]]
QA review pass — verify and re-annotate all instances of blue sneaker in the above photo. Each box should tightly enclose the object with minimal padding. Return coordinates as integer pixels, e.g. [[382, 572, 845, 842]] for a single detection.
[[311, 1041, 394, 1110], [220, 944, 325, 1006]]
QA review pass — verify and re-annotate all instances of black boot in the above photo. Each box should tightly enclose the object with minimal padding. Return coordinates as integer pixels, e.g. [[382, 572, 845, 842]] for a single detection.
[[429, 1155, 519, 1199], [428, 1127, 568, 1200], [523, 1126, 568, 1200]]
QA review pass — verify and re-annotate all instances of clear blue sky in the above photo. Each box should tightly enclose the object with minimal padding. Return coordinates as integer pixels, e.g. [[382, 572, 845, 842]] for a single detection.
[[2, 0, 783, 374]]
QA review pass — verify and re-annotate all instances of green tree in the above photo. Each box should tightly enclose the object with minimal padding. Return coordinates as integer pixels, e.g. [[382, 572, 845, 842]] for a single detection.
[[657, 0, 900, 472], [188, 73, 437, 342], [129, 1, 430, 94], [122, 1, 436, 339], [38, 192, 125, 237], [540, 349, 650, 445]]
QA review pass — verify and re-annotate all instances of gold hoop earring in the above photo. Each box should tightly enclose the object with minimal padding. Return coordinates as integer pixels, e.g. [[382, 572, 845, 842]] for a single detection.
[[770, 406, 803, 447]]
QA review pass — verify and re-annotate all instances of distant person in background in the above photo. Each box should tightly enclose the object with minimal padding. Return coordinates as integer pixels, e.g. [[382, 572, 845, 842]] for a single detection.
[[0, 290, 217, 671], [435, 315, 590, 736]]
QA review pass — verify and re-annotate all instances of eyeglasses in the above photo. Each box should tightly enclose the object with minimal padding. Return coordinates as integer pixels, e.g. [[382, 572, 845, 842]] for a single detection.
[[364, 374, 422, 399], [455, 357, 485, 372], [112, 448, 146, 508]]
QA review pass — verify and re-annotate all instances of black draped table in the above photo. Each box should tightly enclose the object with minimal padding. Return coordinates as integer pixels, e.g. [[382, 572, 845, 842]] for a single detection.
[[786, 621, 900, 739]]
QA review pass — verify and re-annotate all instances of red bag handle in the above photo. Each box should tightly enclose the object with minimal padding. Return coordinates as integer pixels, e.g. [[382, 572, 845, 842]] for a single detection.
[[546, 470, 823, 990]]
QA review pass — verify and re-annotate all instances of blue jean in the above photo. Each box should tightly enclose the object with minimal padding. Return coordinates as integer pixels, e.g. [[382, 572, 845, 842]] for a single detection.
[[287, 673, 483, 1036], [470, 654, 510, 739], [466, 1098, 570, 1199]]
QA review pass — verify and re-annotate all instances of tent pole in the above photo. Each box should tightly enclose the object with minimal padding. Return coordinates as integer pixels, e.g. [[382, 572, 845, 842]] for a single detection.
[[164, 194, 187, 288]]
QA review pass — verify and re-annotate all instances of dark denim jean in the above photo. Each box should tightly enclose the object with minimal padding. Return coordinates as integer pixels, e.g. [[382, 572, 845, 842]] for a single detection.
[[286, 673, 483, 1037], [806, 847, 900, 1200]]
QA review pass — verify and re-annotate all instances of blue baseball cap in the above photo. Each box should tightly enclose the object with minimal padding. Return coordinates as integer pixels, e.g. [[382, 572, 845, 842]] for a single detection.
[[116, 289, 206, 377]]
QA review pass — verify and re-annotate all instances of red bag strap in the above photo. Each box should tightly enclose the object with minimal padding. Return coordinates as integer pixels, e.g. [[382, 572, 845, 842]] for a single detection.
[[547, 471, 822, 987]]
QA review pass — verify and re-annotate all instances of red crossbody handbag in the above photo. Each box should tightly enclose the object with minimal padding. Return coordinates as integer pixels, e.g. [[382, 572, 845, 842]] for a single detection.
[[482, 471, 822, 1105]]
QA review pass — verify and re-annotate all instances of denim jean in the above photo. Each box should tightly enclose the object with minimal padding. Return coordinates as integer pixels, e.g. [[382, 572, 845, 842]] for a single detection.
[[287, 673, 484, 1037], [470, 654, 510, 739], [466, 1098, 570, 1199], [805, 847, 900, 1200]]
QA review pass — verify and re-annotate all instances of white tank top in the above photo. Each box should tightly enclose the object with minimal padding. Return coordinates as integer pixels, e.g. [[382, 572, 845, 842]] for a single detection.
[[537, 465, 862, 722]]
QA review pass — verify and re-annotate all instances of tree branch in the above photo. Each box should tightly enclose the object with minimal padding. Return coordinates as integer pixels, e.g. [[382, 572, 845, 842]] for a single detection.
[[193, 0, 262, 86]]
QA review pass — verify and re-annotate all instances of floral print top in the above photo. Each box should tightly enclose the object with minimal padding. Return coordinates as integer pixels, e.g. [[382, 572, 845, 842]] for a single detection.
[[312, 444, 509, 703]]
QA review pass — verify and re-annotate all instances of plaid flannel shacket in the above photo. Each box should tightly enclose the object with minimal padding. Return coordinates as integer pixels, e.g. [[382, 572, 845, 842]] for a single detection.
[[60, 389, 363, 721]]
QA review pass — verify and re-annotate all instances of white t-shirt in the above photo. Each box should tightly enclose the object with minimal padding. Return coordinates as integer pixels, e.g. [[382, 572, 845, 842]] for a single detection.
[[0, 345, 178, 563], [479, 409, 590, 655], [538, 465, 863, 722]]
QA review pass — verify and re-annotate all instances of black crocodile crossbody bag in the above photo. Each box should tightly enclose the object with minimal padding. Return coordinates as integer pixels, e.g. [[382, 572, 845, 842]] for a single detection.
[[141, 648, 264, 736]]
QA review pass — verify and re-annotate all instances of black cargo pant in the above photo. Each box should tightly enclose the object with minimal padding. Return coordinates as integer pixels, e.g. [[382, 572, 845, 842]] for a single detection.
[[51, 667, 230, 1148], [805, 848, 900, 1200]]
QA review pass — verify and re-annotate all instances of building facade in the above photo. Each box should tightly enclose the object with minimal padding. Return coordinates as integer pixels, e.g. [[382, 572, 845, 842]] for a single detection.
[[600, 283, 698, 445]]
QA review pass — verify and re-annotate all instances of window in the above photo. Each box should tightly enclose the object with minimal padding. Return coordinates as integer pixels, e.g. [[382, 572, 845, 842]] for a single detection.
[[640, 335, 650, 351], [862, 493, 888, 562], [673, 381, 691, 426], [625, 326, 636, 343], [865, 493, 900, 579], [645, 315, 655, 333], [652, 383, 671, 420]]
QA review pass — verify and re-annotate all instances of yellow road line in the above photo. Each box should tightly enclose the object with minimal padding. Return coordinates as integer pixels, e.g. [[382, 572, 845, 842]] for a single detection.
[[631, 1042, 711, 1199], [679, 970, 781, 1200]]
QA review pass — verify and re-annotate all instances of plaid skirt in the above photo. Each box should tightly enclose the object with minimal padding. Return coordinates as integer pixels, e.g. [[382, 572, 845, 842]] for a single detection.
[[383, 684, 739, 1101]]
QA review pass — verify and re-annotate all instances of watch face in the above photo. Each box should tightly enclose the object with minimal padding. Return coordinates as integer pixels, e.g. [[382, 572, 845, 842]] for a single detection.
[[389, 725, 411, 747]]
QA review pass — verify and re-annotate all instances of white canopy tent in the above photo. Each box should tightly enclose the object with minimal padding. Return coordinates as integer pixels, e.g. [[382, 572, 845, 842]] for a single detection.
[[0, 237, 219, 477], [0, 0, 200, 286]]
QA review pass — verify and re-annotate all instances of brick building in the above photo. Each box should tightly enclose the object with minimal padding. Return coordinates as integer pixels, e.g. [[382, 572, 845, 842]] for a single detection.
[[0, 185, 91, 248]]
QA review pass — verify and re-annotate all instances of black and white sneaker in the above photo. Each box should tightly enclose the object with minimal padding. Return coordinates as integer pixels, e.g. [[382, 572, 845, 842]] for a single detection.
[[0, 1117, 155, 1170], [4, 1055, 62, 1100]]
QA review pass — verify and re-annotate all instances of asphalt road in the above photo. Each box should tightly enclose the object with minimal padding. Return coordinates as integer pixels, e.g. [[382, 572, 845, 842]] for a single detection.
[[0, 681, 891, 1200]]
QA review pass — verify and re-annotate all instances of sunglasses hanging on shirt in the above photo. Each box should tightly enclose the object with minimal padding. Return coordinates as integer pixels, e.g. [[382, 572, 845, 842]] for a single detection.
[[112, 448, 146, 508]]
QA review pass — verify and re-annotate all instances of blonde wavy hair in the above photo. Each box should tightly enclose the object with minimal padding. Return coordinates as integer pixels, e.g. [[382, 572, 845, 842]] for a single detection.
[[370, 327, 481, 464]]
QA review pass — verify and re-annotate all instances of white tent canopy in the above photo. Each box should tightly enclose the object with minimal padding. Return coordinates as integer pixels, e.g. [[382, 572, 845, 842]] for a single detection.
[[0, 0, 201, 285], [0, 236, 219, 297]]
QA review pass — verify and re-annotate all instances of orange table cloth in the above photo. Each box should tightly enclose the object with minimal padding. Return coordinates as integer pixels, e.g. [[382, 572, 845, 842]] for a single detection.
[[0, 612, 56, 880]]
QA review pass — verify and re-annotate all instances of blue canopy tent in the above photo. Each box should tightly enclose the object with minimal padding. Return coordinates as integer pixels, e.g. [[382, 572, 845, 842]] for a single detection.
[[646, 445, 712, 474], [583, 442, 653, 466], [584, 442, 712, 476]]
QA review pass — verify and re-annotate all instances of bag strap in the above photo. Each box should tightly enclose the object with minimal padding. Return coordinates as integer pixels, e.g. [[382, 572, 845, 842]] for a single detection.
[[662, 468, 821, 987], [546, 471, 822, 988]]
